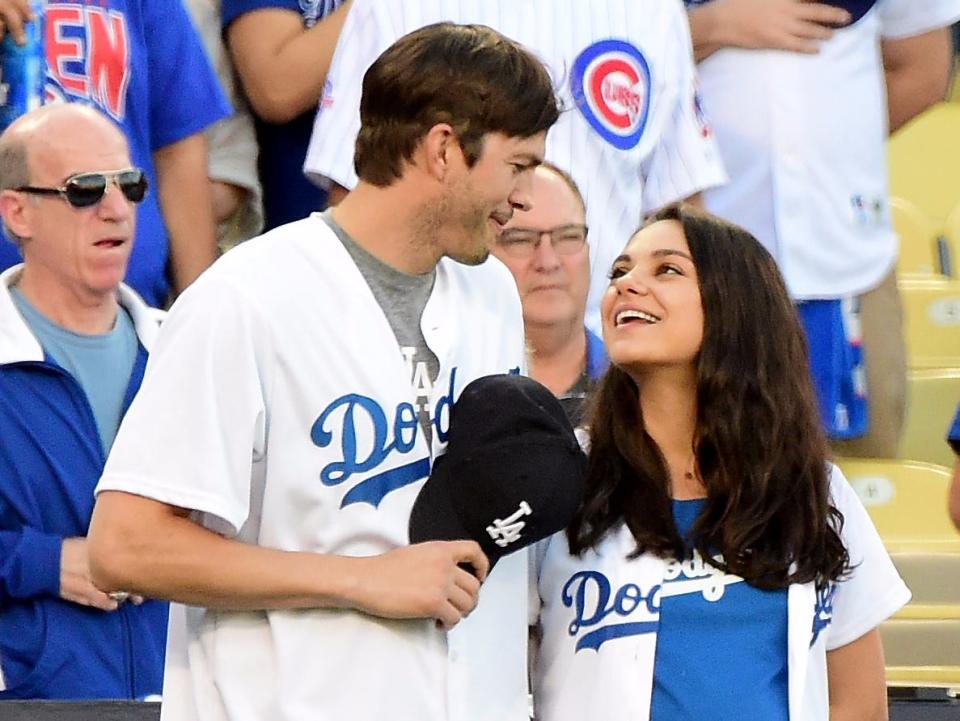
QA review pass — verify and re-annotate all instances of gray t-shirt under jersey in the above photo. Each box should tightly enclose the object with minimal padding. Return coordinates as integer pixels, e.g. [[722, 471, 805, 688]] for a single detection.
[[322, 210, 440, 446]]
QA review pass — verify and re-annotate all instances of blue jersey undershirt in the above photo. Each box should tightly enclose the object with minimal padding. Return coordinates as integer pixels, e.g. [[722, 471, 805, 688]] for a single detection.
[[650, 498, 790, 721]]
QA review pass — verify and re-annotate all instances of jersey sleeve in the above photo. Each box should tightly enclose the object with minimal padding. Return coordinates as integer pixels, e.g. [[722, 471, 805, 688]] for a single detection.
[[640, 0, 727, 211], [303, 0, 386, 191], [877, 0, 960, 40], [825, 464, 911, 651], [144, 0, 232, 151], [97, 274, 272, 537]]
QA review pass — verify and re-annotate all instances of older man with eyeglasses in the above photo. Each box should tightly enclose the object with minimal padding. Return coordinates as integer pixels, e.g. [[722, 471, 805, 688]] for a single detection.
[[0, 103, 167, 700], [492, 161, 608, 427]]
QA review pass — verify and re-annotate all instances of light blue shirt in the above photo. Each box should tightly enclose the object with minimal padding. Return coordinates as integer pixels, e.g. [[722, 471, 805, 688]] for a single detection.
[[11, 287, 138, 453]]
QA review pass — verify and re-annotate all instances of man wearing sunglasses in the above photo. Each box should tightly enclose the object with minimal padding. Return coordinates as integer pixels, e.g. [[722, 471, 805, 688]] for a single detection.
[[0, 104, 167, 700], [492, 162, 607, 427]]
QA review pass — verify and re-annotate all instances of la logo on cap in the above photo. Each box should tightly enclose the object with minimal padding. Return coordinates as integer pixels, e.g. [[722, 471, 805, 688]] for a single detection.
[[486, 501, 533, 548]]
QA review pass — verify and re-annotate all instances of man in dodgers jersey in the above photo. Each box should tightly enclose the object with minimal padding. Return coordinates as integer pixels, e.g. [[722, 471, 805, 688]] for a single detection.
[[87, 23, 559, 721], [684, 0, 960, 455], [304, 0, 728, 334]]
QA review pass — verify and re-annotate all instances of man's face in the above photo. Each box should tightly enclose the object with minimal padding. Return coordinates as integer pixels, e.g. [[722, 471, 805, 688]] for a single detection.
[[492, 166, 590, 332], [440, 131, 547, 266], [18, 120, 137, 299]]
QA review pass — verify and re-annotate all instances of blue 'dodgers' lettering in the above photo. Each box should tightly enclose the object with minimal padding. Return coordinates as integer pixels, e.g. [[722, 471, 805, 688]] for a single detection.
[[310, 369, 458, 508], [562, 570, 660, 652], [810, 582, 836, 647]]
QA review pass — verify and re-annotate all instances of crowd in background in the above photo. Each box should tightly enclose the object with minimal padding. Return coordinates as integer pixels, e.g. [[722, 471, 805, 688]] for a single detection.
[[0, 0, 959, 712]]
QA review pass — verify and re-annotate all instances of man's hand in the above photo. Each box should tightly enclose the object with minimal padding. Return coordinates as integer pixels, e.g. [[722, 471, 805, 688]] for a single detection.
[[61, 537, 121, 612], [0, 0, 35, 45], [350, 541, 490, 630], [690, 0, 852, 61]]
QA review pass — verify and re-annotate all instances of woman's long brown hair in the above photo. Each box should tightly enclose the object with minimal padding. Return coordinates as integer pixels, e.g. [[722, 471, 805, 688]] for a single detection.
[[567, 203, 849, 589]]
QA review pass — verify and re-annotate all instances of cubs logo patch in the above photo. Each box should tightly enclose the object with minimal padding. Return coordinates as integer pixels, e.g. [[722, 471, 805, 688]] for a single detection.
[[570, 40, 651, 150]]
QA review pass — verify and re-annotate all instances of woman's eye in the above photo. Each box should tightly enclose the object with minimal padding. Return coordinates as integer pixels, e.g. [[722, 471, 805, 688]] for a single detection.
[[608, 267, 627, 280]]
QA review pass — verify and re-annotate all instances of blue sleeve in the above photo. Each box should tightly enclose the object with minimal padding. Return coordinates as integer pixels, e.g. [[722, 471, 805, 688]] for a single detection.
[[948, 404, 960, 454], [0, 527, 62, 602], [144, 0, 232, 151], [222, 0, 301, 31]]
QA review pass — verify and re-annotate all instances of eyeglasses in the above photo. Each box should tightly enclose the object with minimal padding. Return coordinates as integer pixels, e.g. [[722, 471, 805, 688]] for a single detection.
[[15, 168, 148, 208], [496, 224, 588, 259]]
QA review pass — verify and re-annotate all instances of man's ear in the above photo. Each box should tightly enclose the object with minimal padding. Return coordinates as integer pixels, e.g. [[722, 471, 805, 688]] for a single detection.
[[418, 123, 463, 182], [0, 190, 32, 241]]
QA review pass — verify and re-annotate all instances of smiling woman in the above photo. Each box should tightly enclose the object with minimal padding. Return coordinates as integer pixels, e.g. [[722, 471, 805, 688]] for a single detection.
[[531, 203, 909, 721]]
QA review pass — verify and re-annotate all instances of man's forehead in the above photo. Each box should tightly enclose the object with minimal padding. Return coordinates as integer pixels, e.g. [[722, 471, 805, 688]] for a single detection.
[[29, 126, 130, 173]]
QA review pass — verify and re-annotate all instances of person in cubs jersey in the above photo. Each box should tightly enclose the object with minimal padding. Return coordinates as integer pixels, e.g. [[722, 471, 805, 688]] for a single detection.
[[685, 0, 960, 457], [304, 0, 727, 335], [87, 24, 559, 721], [532, 204, 909, 721]]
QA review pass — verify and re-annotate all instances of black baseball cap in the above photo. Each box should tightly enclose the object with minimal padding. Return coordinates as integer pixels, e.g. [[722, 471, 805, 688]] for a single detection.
[[409, 374, 587, 569]]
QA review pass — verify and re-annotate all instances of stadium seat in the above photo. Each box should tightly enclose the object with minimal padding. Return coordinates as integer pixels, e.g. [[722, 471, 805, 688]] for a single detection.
[[838, 457, 959, 552], [882, 617, 960, 691], [898, 278, 960, 369], [888, 103, 960, 223], [882, 619, 960, 668], [892, 197, 946, 278], [900, 370, 960, 467], [839, 458, 960, 690]]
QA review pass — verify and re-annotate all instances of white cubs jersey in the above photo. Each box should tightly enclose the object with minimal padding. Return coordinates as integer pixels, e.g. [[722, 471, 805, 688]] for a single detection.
[[97, 215, 529, 721], [694, 0, 960, 299], [304, 0, 727, 333]]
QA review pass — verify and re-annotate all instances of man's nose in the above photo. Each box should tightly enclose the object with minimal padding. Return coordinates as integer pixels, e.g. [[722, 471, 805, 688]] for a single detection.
[[532, 232, 562, 269], [509, 172, 535, 212], [97, 181, 133, 219]]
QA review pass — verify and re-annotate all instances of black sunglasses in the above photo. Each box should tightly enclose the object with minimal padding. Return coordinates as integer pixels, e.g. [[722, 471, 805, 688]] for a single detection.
[[15, 168, 148, 208]]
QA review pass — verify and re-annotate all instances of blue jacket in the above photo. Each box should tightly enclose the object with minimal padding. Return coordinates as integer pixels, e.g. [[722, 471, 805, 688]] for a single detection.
[[0, 266, 168, 700]]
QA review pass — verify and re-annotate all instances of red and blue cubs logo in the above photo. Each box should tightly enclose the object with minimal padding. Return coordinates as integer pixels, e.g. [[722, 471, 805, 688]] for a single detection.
[[571, 40, 650, 151]]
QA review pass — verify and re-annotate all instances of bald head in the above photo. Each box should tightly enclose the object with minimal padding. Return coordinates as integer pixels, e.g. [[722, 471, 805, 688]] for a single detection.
[[0, 104, 129, 193]]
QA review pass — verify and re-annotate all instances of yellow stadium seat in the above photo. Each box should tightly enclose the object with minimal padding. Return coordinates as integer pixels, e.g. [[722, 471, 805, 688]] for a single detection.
[[900, 370, 960, 467], [885, 665, 960, 690], [898, 278, 960, 368], [896, 603, 960, 621], [837, 457, 959, 553], [892, 196, 945, 278], [839, 457, 960, 691], [890, 555, 960, 607], [881, 619, 960, 668], [888, 103, 960, 223]]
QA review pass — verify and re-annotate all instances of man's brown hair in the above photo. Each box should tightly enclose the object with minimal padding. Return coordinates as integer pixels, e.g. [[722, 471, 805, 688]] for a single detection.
[[354, 22, 560, 186]]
